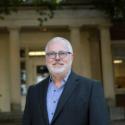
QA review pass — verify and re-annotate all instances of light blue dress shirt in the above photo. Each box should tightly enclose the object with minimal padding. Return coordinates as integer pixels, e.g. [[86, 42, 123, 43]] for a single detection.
[[46, 71, 71, 124]]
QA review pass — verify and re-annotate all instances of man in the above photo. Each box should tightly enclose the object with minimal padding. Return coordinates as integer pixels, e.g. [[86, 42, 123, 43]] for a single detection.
[[23, 37, 109, 125]]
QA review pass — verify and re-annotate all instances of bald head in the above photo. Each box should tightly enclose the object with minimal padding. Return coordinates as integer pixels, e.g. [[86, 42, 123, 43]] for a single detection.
[[45, 37, 73, 53]]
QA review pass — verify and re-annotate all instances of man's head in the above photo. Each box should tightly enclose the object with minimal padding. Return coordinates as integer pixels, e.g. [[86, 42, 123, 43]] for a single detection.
[[45, 37, 73, 76]]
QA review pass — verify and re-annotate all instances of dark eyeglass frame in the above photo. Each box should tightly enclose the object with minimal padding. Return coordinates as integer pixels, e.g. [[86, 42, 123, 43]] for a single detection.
[[46, 51, 72, 59]]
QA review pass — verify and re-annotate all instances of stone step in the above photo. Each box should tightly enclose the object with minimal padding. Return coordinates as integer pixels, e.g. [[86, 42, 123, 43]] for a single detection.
[[0, 109, 125, 125], [0, 123, 21, 125], [109, 107, 125, 121], [111, 120, 125, 125], [0, 112, 22, 125]]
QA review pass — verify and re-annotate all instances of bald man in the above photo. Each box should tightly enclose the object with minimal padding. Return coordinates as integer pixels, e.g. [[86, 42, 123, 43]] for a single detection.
[[23, 37, 109, 125]]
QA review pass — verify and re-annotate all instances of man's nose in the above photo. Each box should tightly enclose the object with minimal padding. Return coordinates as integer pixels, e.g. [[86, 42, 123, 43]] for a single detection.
[[55, 53, 60, 60]]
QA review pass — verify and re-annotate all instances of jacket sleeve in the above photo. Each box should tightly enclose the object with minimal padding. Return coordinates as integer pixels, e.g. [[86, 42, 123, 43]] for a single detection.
[[22, 86, 32, 125], [89, 81, 110, 125]]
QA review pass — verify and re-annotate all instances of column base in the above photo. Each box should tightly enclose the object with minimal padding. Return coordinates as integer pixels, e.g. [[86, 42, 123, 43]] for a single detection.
[[11, 103, 21, 112], [106, 98, 116, 107]]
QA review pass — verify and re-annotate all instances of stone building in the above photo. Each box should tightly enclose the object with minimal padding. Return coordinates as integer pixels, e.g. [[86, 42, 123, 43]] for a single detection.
[[0, 0, 125, 113]]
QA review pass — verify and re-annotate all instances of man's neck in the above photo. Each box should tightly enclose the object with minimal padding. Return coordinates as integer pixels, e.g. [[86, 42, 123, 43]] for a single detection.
[[51, 70, 70, 87], [51, 74, 65, 87]]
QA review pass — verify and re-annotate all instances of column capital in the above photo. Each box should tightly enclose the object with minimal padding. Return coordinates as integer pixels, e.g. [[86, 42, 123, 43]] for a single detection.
[[97, 23, 112, 30], [7, 25, 21, 32], [68, 24, 82, 30]]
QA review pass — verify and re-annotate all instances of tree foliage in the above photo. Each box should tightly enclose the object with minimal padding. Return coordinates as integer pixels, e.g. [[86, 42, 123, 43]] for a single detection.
[[0, 0, 62, 25], [93, 0, 125, 22], [0, 0, 125, 24]]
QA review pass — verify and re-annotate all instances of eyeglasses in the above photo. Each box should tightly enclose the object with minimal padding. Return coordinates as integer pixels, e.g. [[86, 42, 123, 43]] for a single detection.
[[46, 51, 72, 59]]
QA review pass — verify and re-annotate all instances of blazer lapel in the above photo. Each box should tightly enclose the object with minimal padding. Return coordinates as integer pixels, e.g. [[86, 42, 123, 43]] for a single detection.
[[51, 71, 79, 124], [39, 77, 50, 125]]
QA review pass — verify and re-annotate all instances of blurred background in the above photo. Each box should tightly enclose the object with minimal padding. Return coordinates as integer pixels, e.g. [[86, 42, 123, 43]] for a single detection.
[[0, 0, 125, 124]]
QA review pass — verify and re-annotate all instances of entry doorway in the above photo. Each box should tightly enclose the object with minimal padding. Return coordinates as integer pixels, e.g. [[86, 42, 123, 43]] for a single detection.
[[21, 55, 47, 111]]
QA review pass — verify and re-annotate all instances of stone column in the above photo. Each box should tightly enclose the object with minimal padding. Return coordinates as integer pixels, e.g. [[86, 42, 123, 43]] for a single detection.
[[69, 26, 91, 77], [99, 25, 116, 105], [80, 31, 91, 77], [25, 48, 33, 86], [69, 26, 82, 74], [8, 26, 21, 111]]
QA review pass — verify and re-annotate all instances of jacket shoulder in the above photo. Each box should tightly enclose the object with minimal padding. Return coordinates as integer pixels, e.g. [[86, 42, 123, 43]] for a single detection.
[[74, 73, 102, 90]]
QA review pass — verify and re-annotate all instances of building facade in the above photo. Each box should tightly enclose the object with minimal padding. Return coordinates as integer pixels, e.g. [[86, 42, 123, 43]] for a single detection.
[[0, 5, 125, 112]]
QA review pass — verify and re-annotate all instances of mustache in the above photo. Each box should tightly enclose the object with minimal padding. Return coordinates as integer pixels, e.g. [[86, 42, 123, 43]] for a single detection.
[[53, 61, 63, 65]]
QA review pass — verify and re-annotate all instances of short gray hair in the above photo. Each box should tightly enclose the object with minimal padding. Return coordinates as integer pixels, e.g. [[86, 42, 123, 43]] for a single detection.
[[45, 37, 73, 53]]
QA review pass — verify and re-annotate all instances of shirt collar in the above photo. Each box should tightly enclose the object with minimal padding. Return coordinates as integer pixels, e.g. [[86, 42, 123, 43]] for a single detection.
[[63, 70, 71, 82]]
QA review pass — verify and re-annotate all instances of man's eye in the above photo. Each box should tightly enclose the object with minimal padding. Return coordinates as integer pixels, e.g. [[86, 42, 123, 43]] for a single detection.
[[49, 53, 55, 55], [59, 52, 66, 55], [47, 53, 53, 56], [60, 53, 64, 55]]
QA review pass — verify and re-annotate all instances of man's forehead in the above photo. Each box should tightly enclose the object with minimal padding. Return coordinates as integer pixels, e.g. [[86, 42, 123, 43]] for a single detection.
[[45, 37, 72, 53], [47, 41, 67, 49], [48, 39, 66, 46]]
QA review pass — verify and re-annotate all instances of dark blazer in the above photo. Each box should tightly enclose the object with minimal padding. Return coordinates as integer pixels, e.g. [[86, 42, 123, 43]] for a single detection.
[[22, 71, 109, 125]]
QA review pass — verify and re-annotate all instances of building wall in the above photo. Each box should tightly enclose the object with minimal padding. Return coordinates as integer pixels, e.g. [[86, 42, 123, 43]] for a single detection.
[[20, 29, 70, 49], [0, 28, 101, 111], [0, 9, 116, 111]]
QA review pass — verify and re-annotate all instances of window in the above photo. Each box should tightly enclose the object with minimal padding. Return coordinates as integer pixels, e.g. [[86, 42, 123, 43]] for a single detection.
[[112, 45, 125, 89]]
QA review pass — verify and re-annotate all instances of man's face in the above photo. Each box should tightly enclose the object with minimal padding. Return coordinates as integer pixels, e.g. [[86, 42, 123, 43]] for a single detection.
[[45, 41, 73, 76]]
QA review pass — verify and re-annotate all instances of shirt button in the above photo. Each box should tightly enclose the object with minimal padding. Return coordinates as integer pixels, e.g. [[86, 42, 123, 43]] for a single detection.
[[53, 90, 56, 92], [53, 100, 56, 103]]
